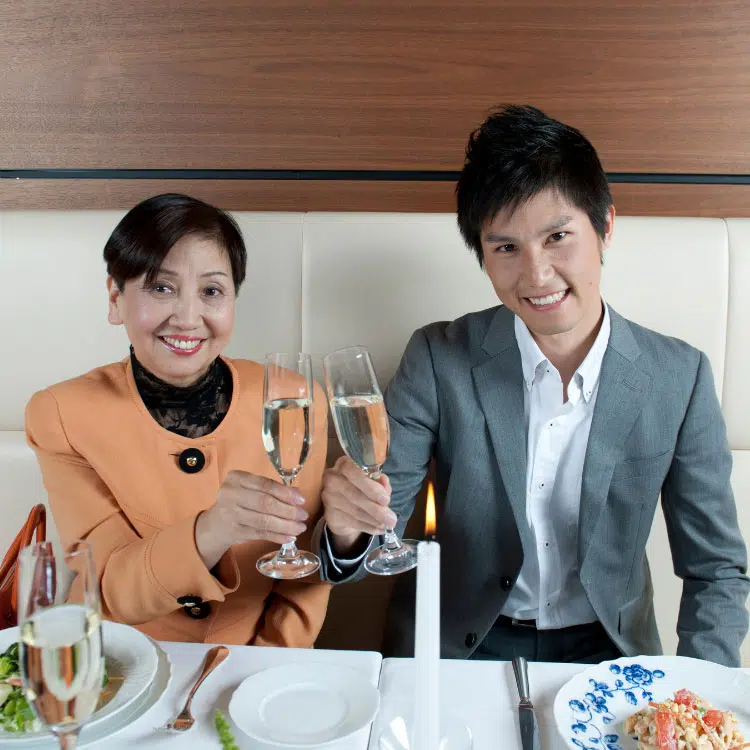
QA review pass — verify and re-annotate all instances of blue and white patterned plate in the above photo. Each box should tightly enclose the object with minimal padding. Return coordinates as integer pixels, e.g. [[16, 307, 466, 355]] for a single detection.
[[553, 655, 750, 750]]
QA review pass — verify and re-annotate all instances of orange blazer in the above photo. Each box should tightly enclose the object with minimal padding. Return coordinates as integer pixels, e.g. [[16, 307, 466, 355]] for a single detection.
[[25, 357, 331, 647]]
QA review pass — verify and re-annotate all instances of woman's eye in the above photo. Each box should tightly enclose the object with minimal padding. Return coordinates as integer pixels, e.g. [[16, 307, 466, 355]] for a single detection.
[[204, 286, 223, 298], [152, 283, 172, 295], [549, 231, 567, 242]]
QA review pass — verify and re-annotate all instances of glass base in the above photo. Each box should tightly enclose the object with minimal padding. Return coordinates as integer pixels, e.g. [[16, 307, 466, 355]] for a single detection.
[[364, 539, 419, 576], [377, 708, 472, 750], [256, 549, 321, 580]]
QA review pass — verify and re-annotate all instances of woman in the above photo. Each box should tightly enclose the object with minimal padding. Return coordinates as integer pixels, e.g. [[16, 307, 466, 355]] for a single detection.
[[25, 194, 330, 647]]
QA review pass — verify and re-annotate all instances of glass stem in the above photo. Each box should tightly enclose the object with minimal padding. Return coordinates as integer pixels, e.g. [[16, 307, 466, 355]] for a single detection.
[[57, 730, 79, 750], [278, 542, 299, 559], [280, 475, 299, 559], [382, 528, 403, 552], [368, 469, 401, 551]]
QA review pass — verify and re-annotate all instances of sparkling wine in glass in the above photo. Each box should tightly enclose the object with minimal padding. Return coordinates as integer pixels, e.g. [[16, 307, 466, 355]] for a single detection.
[[323, 346, 418, 575], [18, 541, 104, 750], [257, 352, 321, 579]]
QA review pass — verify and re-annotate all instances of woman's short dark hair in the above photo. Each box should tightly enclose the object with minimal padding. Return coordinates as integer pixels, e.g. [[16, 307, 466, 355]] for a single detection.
[[456, 104, 612, 267], [104, 194, 247, 291]]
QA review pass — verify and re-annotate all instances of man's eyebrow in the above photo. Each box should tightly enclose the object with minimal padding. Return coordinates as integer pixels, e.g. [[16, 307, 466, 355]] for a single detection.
[[483, 231, 517, 243], [540, 215, 574, 234], [482, 216, 574, 243]]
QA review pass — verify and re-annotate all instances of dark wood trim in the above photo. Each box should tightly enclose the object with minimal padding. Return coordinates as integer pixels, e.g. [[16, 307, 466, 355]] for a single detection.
[[1, 179, 750, 216]]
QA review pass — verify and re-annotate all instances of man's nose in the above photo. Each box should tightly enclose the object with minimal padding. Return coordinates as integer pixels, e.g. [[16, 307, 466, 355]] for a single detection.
[[522, 248, 554, 287]]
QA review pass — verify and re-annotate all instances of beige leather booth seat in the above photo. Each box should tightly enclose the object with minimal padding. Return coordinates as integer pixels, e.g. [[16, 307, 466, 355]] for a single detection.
[[1, 211, 748, 662]]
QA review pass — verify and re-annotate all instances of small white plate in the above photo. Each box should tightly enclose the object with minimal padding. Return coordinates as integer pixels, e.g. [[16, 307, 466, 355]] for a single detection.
[[553, 655, 750, 750], [229, 663, 380, 747], [0, 621, 159, 743]]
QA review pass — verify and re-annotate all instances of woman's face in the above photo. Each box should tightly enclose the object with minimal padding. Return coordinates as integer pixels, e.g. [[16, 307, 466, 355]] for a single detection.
[[108, 235, 236, 386]]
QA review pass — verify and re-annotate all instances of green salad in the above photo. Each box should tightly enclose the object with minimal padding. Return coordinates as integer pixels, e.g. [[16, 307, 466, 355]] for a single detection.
[[0, 643, 37, 733], [0, 643, 110, 734]]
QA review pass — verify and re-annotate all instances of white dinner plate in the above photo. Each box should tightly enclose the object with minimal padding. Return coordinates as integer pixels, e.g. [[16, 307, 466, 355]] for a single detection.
[[229, 663, 380, 747], [0, 640, 171, 748], [553, 655, 750, 750], [0, 620, 159, 743]]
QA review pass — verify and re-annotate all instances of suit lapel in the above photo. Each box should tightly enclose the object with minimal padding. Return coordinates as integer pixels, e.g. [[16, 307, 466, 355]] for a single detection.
[[578, 310, 652, 566], [471, 308, 531, 549]]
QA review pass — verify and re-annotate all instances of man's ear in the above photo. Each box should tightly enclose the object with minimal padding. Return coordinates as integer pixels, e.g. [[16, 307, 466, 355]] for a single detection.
[[603, 204, 615, 248], [600, 204, 616, 265], [107, 276, 124, 325]]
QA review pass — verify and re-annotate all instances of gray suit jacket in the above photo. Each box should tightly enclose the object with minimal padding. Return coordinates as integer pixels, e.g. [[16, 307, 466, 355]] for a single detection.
[[317, 305, 749, 665]]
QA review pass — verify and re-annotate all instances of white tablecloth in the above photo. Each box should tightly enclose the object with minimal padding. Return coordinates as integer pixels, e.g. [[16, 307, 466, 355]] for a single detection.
[[10, 642, 748, 750], [80, 643, 588, 750], [371, 658, 581, 750], [83, 642, 383, 750]]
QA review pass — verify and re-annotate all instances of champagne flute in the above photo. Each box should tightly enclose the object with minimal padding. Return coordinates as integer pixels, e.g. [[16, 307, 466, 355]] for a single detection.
[[323, 346, 418, 575], [257, 352, 321, 579], [17, 541, 103, 750]]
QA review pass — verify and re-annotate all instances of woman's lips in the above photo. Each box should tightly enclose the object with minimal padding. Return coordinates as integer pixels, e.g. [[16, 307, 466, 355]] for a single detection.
[[159, 336, 205, 356]]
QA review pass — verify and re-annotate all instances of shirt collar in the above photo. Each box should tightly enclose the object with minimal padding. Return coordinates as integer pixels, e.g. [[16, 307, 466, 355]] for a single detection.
[[514, 314, 548, 391], [513, 301, 612, 403]]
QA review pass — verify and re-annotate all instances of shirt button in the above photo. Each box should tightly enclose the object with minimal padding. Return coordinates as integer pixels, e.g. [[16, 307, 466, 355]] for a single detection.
[[537, 481, 545, 489], [465, 632, 477, 648], [543, 541, 550, 548]]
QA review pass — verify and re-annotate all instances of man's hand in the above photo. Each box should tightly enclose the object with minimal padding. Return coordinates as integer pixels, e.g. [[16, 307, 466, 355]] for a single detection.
[[321, 456, 397, 556]]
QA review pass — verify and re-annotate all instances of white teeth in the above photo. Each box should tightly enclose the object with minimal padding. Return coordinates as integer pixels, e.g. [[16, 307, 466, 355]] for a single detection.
[[528, 290, 566, 306], [162, 337, 201, 350]]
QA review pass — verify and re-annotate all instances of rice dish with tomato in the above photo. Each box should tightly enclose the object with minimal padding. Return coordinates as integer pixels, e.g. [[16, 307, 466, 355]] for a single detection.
[[624, 688, 748, 749]]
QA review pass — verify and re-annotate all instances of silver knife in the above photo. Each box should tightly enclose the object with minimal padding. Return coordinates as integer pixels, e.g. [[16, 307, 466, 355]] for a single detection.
[[512, 656, 541, 750]]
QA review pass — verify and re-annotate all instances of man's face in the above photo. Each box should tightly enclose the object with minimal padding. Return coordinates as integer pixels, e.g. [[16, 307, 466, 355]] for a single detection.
[[481, 188, 614, 348]]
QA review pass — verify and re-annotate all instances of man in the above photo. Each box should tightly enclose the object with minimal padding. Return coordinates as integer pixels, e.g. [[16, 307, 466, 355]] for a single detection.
[[314, 105, 749, 665]]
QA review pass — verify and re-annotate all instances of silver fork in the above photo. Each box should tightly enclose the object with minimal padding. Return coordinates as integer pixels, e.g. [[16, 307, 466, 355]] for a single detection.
[[164, 645, 229, 731]]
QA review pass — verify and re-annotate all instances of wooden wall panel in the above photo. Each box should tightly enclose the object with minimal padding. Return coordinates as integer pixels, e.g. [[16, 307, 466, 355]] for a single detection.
[[1, 179, 749, 217], [1, 0, 749, 173]]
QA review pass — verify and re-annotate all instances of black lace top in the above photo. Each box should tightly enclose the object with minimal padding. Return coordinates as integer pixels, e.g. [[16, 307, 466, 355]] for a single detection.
[[130, 350, 233, 438]]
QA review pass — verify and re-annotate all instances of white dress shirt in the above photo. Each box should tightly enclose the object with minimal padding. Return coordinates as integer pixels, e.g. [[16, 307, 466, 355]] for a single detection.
[[499, 302, 611, 629]]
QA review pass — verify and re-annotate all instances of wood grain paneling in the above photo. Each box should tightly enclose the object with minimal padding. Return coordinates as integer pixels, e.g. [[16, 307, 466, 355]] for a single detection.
[[1, 0, 749, 173], [1, 179, 750, 217]]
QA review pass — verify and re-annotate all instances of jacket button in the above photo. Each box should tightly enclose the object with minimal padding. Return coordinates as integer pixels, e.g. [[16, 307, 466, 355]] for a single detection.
[[177, 595, 211, 619], [465, 632, 477, 648], [501, 576, 513, 591], [178, 448, 205, 474]]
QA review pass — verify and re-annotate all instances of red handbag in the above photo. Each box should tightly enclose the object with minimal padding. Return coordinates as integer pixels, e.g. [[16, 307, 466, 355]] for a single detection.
[[0, 505, 46, 629]]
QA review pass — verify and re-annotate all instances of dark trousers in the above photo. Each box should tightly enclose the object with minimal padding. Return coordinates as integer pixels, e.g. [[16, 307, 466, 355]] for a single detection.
[[469, 615, 622, 664]]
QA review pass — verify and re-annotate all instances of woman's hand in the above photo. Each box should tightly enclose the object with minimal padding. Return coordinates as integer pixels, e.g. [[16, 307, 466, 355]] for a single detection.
[[195, 471, 310, 570]]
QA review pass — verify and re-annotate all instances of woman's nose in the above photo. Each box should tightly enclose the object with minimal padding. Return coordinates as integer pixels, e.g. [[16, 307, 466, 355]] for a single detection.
[[171, 293, 201, 328]]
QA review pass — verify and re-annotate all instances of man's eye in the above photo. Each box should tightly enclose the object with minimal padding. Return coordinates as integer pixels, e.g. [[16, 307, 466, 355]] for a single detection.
[[496, 244, 515, 253], [549, 232, 567, 242]]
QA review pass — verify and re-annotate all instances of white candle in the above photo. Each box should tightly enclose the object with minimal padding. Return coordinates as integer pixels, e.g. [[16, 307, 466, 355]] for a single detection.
[[413, 538, 440, 750]]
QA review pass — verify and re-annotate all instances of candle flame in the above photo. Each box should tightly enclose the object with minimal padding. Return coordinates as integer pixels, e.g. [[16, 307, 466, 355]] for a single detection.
[[425, 482, 436, 538]]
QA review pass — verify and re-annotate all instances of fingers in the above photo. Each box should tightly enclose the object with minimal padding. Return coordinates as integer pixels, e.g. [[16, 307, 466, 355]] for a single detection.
[[220, 485, 309, 526], [322, 464, 397, 536], [225, 470, 306, 506], [330, 458, 392, 505], [235, 507, 308, 542], [325, 505, 386, 538], [376, 472, 391, 493]]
